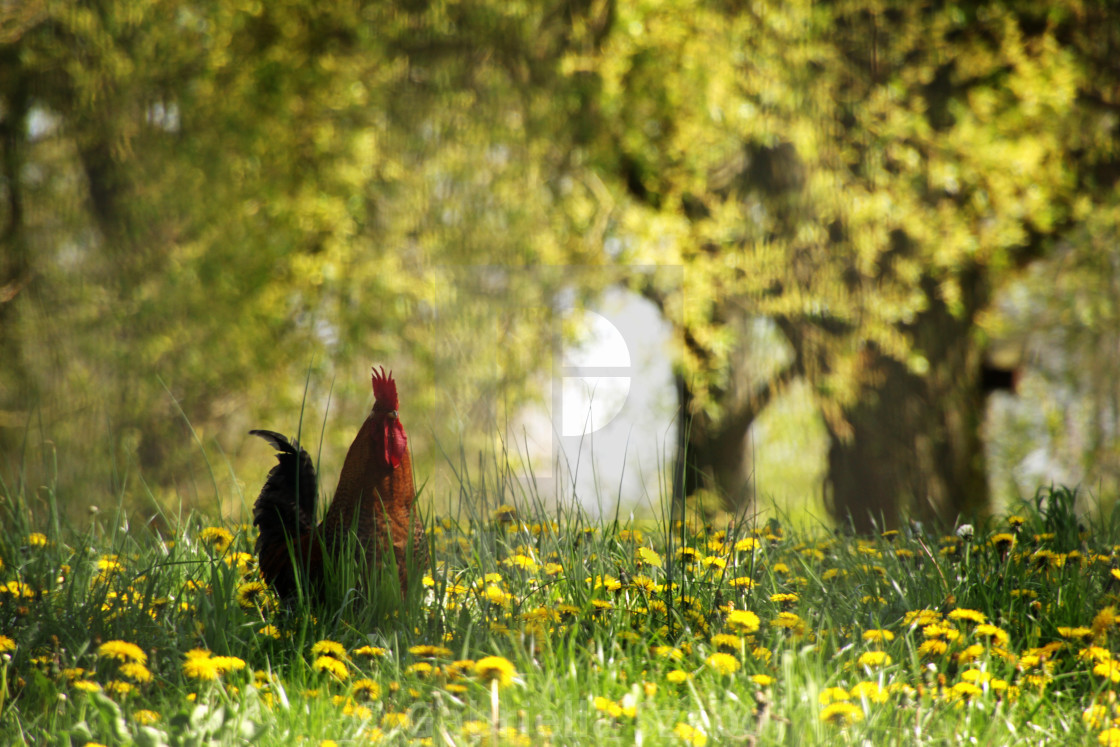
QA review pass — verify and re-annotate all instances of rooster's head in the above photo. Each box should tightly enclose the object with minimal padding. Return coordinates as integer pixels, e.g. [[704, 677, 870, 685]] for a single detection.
[[371, 366, 407, 468]]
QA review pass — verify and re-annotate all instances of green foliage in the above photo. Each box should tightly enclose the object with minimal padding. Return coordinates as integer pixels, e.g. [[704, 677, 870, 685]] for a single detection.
[[574, 1, 1111, 418], [1, 0, 595, 516]]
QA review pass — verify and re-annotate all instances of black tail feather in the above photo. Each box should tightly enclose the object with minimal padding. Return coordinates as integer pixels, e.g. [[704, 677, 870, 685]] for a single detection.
[[250, 429, 318, 562]]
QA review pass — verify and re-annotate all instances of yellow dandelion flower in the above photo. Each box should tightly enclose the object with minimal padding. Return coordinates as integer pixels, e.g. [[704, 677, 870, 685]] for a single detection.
[[593, 695, 624, 718], [974, 624, 1010, 646], [236, 581, 269, 610], [919, 639, 949, 657], [259, 624, 282, 639], [447, 659, 475, 678], [1079, 646, 1112, 663], [380, 711, 410, 729], [1059, 626, 1094, 640], [483, 585, 513, 606], [951, 681, 983, 700], [351, 678, 381, 701], [474, 656, 516, 688], [710, 634, 741, 651], [0, 635, 15, 653], [1, 580, 35, 598], [701, 555, 727, 570], [504, 554, 538, 571], [850, 681, 887, 704], [97, 640, 147, 665], [313, 655, 349, 681], [589, 575, 622, 593], [819, 687, 850, 705], [729, 577, 756, 589], [211, 656, 246, 674], [857, 651, 892, 668], [120, 662, 152, 684], [904, 609, 942, 627], [771, 612, 807, 635], [26, 532, 48, 548], [653, 646, 682, 664], [666, 669, 692, 685], [636, 547, 663, 567], [132, 710, 160, 725], [751, 674, 774, 687], [862, 629, 895, 644], [408, 645, 452, 658], [354, 645, 389, 658], [956, 644, 985, 665], [948, 608, 986, 624], [727, 609, 760, 634], [182, 652, 219, 681], [820, 702, 863, 725], [1094, 607, 1119, 637], [769, 592, 798, 605], [225, 552, 255, 574], [923, 623, 960, 641], [1084, 704, 1110, 729], [461, 721, 488, 738], [106, 680, 133, 696], [706, 652, 740, 675], [960, 668, 991, 685], [991, 533, 1015, 551], [73, 680, 102, 692], [673, 722, 708, 746], [1094, 661, 1120, 683], [311, 639, 348, 660], [198, 527, 233, 552], [1101, 728, 1120, 747]]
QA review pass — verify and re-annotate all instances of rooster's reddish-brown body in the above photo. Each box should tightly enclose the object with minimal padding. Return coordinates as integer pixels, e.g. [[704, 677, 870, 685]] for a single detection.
[[251, 367, 425, 603]]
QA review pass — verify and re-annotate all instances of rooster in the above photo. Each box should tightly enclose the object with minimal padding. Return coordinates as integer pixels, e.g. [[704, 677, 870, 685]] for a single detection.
[[251, 367, 425, 604]]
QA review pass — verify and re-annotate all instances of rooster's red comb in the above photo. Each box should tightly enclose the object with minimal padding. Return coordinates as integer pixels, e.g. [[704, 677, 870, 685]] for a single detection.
[[371, 366, 399, 410]]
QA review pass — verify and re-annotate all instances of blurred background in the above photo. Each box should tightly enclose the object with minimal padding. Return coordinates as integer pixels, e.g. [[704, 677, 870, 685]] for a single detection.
[[1, 1, 1118, 531]]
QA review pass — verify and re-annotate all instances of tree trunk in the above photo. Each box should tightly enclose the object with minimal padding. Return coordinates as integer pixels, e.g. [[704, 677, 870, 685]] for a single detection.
[[824, 273, 991, 532], [669, 314, 799, 523], [0, 63, 34, 466], [672, 373, 756, 522]]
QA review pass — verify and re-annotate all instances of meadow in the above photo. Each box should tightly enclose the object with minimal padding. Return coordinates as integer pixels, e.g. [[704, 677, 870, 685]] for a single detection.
[[3, 473, 1120, 745]]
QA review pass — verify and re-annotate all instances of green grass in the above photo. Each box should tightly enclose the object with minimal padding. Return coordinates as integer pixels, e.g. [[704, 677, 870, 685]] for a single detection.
[[2, 461, 1120, 745]]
